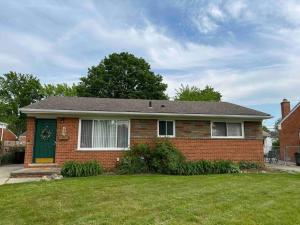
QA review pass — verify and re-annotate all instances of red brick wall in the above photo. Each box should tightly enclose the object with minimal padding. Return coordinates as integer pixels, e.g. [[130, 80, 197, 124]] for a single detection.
[[25, 117, 264, 169], [24, 117, 35, 167], [131, 138, 263, 162], [279, 106, 300, 161], [1, 128, 17, 141]]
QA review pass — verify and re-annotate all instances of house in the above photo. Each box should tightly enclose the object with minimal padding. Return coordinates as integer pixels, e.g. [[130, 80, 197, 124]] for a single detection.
[[0, 122, 18, 155], [0, 122, 17, 143], [278, 99, 300, 162], [18, 131, 27, 146], [20, 96, 271, 169]]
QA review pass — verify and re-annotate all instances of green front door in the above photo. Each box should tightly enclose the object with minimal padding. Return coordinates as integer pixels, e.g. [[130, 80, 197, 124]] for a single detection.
[[33, 119, 57, 163]]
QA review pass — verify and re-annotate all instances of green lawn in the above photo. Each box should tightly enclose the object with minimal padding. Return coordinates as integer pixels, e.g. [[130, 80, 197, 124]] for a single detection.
[[0, 174, 300, 225]]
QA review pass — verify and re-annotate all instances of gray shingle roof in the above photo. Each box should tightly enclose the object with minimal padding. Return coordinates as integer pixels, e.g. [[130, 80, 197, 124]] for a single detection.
[[21, 96, 271, 118]]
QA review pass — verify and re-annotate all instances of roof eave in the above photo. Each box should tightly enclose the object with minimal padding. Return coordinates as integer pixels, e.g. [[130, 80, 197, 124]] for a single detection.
[[20, 108, 272, 119]]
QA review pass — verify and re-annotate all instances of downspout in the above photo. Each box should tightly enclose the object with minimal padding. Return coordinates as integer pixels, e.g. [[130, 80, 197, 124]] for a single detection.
[[0, 128, 3, 142]]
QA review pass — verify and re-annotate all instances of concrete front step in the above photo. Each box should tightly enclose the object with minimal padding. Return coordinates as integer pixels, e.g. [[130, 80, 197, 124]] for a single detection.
[[28, 163, 59, 168], [10, 167, 61, 178]]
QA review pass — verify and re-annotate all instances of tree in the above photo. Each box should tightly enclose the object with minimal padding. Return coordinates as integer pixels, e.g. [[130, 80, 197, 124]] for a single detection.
[[0, 72, 43, 134], [262, 125, 270, 132], [272, 118, 281, 147], [77, 52, 168, 99], [175, 85, 222, 101], [43, 83, 77, 97]]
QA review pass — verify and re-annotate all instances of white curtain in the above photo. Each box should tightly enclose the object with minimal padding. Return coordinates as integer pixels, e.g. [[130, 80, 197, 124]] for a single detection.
[[93, 120, 117, 148], [117, 121, 129, 148], [81, 120, 129, 149]]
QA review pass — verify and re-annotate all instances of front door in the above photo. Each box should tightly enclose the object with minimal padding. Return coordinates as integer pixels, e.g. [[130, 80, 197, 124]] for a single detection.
[[33, 119, 57, 163]]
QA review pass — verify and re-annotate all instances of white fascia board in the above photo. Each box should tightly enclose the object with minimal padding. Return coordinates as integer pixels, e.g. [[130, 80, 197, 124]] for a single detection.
[[20, 108, 272, 119]]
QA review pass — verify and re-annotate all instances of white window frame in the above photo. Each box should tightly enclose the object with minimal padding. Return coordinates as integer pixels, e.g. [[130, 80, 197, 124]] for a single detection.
[[77, 118, 130, 151], [211, 121, 244, 139], [157, 120, 176, 138]]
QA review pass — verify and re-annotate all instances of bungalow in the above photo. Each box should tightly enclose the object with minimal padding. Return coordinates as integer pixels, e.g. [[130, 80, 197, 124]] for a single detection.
[[20, 96, 271, 169]]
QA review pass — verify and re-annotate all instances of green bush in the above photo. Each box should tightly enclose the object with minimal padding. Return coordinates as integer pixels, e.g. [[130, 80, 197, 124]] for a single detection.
[[174, 160, 240, 175], [149, 140, 185, 174], [61, 160, 103, 177], [117, 144, 152, 174], [117, 140, 239, 175], [117, 141, 185, 174], [238, 161, 261, 170]]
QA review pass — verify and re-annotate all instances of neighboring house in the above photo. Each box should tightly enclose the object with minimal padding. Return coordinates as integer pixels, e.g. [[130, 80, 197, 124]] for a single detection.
[[18, 131, 27, 146], [20, 96, 271, 169], [0, 122, 17, 143], [0, 122, 18, 155], [278, 99, 300, 162]]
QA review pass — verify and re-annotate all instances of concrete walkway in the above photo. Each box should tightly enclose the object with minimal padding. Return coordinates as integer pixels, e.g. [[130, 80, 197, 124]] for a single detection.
[[0, 164, 41, 185], [265, 163, 300, 173]]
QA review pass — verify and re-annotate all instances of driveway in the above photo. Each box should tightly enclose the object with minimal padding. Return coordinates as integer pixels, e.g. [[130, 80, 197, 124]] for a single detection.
[[0, 164, 24, 185], [265, 163, 300, 173]]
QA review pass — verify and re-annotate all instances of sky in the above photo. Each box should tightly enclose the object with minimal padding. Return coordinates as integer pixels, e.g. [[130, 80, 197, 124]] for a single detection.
[[0, 0, 300, 128]]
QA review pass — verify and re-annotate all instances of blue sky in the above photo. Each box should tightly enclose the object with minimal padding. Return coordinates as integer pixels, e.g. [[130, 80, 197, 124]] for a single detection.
[[1, 0, 300, 128]]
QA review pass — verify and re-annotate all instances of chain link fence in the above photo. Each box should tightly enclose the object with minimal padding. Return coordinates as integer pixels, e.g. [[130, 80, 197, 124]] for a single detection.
[[265, 145, 300, 165]]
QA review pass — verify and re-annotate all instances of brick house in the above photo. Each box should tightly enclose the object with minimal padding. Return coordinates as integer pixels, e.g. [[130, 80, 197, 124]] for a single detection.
[[0, 122, 17, 143], [0, 122, 18, 155], [279, 99, 300, 161], [20, 96, 271, 169]]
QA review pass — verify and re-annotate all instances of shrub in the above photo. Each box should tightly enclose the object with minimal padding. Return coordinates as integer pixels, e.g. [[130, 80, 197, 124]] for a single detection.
[[117, 141, 240, 175], [174, 160, 240, 175], [61, 160, 103, 177], [149, 140, 185, 174], [238, 161, 261, 170], [117, 144, 152, 174]]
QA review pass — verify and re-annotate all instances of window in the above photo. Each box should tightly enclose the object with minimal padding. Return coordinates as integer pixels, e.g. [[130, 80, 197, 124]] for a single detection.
[[158, 120, 175, 137], [212, 122, 243, 138], [79, 119, 129, 150]]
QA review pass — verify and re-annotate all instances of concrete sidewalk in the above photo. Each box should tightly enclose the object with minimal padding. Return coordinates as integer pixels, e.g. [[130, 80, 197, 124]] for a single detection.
[[0, 164, 23, 185], [0, 164, 41, 185]]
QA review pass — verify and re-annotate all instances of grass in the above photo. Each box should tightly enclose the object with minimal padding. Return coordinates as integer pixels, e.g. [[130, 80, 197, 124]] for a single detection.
[[0, 173, 300, 225]]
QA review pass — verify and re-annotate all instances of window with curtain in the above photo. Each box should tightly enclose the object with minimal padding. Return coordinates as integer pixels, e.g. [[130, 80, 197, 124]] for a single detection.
[[158, 120, 175, 137], [79, 120, 129, 149], [212, 122, 243, 137]]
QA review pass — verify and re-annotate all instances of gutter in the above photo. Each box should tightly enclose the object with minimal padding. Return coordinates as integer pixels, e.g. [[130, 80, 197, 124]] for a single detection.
[[20, 108, 272, 119]]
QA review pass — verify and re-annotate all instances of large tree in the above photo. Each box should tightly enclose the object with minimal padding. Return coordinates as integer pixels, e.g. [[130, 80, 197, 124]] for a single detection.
[[175, 85, 222, 101], [0, 72, 43, 134], [77, 52, 168, 99], [43, 83, 77, 97]]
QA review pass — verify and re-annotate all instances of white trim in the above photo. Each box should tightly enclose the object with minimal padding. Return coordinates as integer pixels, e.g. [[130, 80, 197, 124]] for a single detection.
[[77, 118, 130, 151], [20, 108, 272, 119], [211, 121, 244, 139], [278, 102, 300, 129], [0, 128, 3, 142], [157, 120, 176, 138]]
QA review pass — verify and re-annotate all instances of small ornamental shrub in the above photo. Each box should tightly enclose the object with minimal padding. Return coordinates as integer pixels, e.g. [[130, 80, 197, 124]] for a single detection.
[[61, 160, 103, 177], [149, 140, 185, 174], [117, 144, 152, 174], [173, 160, 240, 175], [238, 161, 261, 170]]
